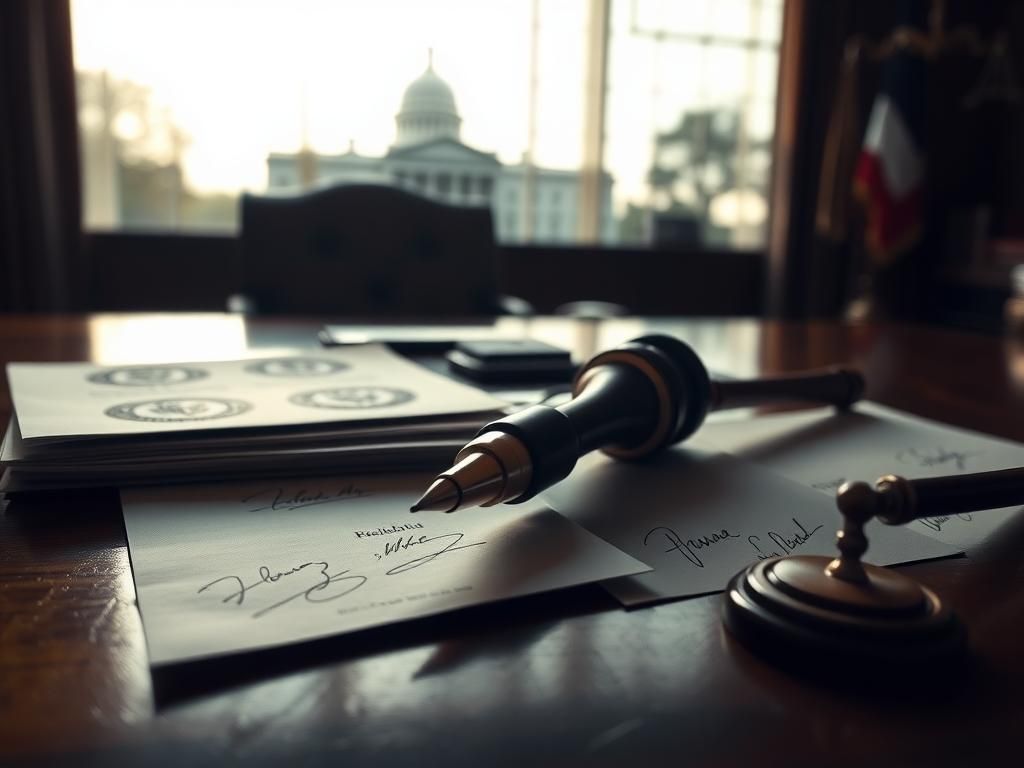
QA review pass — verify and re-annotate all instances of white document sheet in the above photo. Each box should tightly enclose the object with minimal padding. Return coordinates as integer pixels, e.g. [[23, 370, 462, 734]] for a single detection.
[[121, 473, 650, 666], [698, 403, 1024, 550], [541, 446, 958, 607]]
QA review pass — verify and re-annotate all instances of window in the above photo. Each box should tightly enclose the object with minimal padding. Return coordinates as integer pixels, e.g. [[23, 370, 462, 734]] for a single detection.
[[72, 0, 782, 247]]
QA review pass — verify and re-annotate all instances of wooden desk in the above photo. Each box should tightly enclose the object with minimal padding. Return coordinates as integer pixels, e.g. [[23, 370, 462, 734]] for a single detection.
[[2, 314, 1023, 766]]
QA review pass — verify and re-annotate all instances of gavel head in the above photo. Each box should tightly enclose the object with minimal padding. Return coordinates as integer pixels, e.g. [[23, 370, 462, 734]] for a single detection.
[[572, 334, 711, 460]]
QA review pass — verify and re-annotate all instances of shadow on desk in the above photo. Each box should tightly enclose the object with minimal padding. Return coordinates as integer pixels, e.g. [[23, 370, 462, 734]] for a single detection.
[[149, 505, 613, 706], [2, 487, 122, 549], [149, 583, 613, 708]]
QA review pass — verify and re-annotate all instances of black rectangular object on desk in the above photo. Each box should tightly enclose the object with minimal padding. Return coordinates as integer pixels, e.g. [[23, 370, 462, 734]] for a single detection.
[[445, 339, 576, 383], [319, 324, 511, 354]]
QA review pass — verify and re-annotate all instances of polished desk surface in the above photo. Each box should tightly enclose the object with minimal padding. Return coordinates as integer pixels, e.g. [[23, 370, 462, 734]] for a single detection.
[[2, 314, 1024, 767]]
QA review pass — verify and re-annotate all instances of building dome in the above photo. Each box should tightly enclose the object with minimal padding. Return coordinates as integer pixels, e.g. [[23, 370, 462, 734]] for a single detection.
[[400, 69, 458, 116], [395, 53, 461, 147]]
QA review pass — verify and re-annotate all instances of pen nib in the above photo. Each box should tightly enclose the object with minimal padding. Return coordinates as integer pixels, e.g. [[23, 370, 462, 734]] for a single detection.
[[410, 477, 461, 513]]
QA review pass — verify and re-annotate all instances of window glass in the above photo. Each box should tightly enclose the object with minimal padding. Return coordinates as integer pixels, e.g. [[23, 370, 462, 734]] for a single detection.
[[607, 0, 782, 247], [72, 0, 782, 247]]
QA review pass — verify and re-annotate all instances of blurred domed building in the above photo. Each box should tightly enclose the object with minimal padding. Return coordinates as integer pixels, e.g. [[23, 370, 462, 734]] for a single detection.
[[394, 61, 461, 147], [267, 55, 615, 243]]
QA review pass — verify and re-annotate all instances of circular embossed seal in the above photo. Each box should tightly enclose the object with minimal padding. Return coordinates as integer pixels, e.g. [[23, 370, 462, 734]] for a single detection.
[[289, 387, 415, 410], [105, 397, 251, 423], [244, 358, 349, 377], [88, 366, 209, 386]]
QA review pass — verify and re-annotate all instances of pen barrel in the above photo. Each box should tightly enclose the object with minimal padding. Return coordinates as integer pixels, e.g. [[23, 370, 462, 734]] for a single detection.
[[710, 368, 864, 412], [479, 405, 580, 503], [874, 467, 1024, 525], [578, 334, 712, 455], [482, 362, 660, 502], [562, 364, 660, 454]]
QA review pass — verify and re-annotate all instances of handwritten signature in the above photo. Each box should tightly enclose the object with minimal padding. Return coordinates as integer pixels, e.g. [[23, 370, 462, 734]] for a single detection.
[[240, 483, 371, 512], [897, 447, 980, 472], [748, 518, 823, 560], [811, 478, 846, 493], [643, 526, 740, 568], [918, 513, 974, 532], [197, 561, 367, 618], [196, 532, 486, 617], [375, 532, 486, 575]]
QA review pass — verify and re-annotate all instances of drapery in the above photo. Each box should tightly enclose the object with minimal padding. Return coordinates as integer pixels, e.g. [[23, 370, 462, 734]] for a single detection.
[[0, 0, 82, 311]]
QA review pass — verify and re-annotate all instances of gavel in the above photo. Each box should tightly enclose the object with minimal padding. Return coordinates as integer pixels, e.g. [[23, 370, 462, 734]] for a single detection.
[[413, 334, 866, 513], [724, 465, 1024, 671]]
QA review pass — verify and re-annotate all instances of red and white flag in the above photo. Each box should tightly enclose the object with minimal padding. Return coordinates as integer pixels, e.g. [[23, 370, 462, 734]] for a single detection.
[[853, 48, 927, 264]]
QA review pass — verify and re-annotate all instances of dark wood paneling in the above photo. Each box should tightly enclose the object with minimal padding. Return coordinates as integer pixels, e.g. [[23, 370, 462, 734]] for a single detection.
[[84, 232, 766, 316], [770, 0, 1024, 326], [85, 231, 238, 311], [500, 245, 764, 315]]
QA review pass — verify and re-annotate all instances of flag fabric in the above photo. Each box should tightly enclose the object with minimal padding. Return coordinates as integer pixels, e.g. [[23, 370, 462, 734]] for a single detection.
[[853, 35, 928, 265]]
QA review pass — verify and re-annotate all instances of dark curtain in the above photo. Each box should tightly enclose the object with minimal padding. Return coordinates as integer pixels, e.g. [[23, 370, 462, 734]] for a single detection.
[[767, 0, 859, 319], [769, 0, 1019, 322], [0, 0, 82, 312]]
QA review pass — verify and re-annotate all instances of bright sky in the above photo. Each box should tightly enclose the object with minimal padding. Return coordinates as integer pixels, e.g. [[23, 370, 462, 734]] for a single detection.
[[71, 0, 782, 212]]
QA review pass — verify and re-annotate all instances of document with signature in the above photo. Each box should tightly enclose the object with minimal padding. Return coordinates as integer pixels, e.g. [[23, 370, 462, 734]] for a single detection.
[[541, 447, 958, 607], [698, 403, 1024, 550], [121, 474, 650, 666]]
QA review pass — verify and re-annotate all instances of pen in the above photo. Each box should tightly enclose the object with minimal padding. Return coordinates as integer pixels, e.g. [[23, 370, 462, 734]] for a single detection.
[[410, 334, 865, 513]]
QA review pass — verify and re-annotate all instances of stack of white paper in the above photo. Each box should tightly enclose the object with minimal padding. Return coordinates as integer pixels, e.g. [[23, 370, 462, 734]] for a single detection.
[[1, 345, 506, 492]]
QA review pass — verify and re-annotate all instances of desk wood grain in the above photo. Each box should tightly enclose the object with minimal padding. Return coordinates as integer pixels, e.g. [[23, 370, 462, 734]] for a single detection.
[[2, 315, 1023, 767]]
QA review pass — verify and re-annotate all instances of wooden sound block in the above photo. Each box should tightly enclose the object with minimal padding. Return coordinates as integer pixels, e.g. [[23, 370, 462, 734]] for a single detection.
[[723, 555, 966, 669]]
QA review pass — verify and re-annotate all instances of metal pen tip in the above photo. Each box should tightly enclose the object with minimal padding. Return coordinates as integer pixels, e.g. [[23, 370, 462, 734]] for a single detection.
[[409, 476, 462, 513]]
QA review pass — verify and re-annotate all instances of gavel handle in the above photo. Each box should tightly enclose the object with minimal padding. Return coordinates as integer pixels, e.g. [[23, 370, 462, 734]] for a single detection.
[[710, 368, 865, 412], [872, 467, 1024, 525]]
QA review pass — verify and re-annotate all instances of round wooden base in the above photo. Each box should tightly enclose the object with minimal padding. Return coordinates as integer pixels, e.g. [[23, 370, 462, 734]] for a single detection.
[[722, 556, 966, 670]]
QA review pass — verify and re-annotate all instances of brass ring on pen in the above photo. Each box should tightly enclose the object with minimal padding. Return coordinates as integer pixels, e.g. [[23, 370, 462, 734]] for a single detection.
[[453, 431, 534, 505], [573, 349, 673, 460]]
